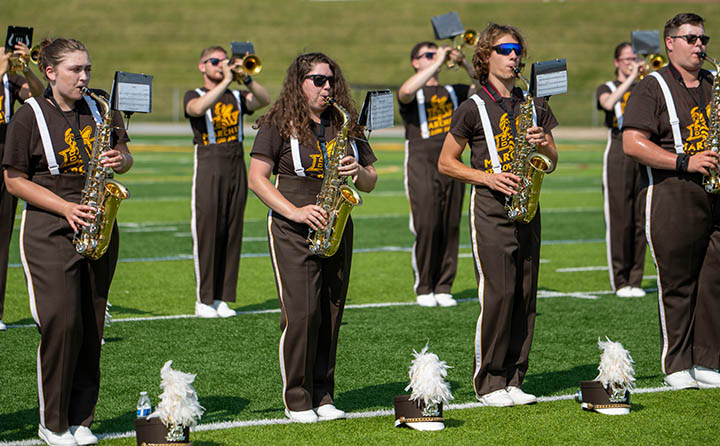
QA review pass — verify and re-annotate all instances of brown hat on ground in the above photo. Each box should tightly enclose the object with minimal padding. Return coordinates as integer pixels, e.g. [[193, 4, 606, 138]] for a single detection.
[[577, 380, 631, 415], [134, 417, 191, 445], [393, 394, 445, 431]]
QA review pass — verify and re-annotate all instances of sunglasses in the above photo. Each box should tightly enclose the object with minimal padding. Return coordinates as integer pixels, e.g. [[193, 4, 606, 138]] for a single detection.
[[414, 51, 436, 60], [671, 34, 710, 45], [305, 74, 335, 88], [203, 57, 227, 66], [493, 43, 523, 56]]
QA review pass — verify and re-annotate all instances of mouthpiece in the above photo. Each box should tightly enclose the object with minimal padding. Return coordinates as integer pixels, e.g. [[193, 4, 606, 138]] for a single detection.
[[80, 86, 90, 95], [699, 51, 707, 60]]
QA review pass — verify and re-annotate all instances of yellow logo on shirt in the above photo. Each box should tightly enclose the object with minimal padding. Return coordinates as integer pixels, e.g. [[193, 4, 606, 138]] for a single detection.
[[0, 93, 5, 122], [684, 104, 711, 155], [306, 138, 341, 178], [482, 112, 517, 173], [426, 94, 454, 137], [58, 126, 93, 174], [202, 102, 239, 144], [612, 90, 632, 128]]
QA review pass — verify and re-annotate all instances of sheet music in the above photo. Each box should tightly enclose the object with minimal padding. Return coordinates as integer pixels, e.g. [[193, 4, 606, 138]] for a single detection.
[[369, 92, 394, 131], [117, 82, 151, 113], [535, 71, 568, 97]]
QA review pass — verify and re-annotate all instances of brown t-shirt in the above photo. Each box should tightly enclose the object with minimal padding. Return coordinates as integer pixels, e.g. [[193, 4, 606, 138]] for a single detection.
[[450, 86, 558, 174], [184, 88, 253, 146], [399, 84, 470, 149], [2, 90, 130, 178], [596, 80, 636, 130], [250, 122, 376, 179], [1, 73, 28, 144], [622, 65, 714, 156]]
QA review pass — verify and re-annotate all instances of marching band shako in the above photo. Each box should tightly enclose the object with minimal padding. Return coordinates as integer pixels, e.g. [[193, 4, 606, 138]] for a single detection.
[[134, 417, 191, 446], [393, 394, 445, 431], [576, 337, 635, 415], [577, 381, 631, 416]]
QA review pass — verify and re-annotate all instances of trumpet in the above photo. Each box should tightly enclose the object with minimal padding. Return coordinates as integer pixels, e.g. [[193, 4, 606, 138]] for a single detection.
[[638, 53, 667, 79], [231, 54, 262, 83], [446, 29, 478, 69], [8, 44, 40, 74]]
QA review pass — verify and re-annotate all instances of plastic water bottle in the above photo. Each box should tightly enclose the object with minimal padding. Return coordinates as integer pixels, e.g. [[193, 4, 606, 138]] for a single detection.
[[136, 391, 151, 418]]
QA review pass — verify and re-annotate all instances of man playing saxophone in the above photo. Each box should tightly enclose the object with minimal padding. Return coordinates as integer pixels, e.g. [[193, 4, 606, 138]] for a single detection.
[[623, 12, 720, 390], [438, 23, 558, 407], [249, 53, 377, 423], [184, 45, 270, 318]]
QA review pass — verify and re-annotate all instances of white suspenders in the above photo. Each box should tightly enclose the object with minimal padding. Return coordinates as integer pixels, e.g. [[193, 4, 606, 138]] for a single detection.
[[194, 89, 243, 144], [648, 72, 685, 154], [289, 137, 359, 176], [26, 98, 60, 175], [469, 93, 539, 174], [604, 81, 624, 129], [415, 85, 459, 139], [2, 74, 9, 124]]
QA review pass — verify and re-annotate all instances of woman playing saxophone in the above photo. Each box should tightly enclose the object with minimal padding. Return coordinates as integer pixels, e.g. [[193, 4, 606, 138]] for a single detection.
[[438, 23, 558, 408], [248, 52, 377, 423], [2, 37, 132, 445]]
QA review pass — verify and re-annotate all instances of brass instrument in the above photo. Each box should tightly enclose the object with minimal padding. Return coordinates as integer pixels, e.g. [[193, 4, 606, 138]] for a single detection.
[[638, 53, 667, 80], [231, 54, 262, 83], [446, 30, 478, 69], [73, 87, 130, 260], [505, 68, 554, 223], [307, 97, 363, 257], [699, 52, 720, 194], [8, 44, 40, 74]]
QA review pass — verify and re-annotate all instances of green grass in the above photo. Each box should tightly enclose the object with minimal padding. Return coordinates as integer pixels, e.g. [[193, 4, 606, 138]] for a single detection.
[[5, 1, 720, 125], [2, 137, 715, 445]]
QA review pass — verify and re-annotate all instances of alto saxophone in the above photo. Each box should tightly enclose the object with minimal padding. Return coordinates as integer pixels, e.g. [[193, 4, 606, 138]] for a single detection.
[[73, 88, 130, 260], [307, 97, 363, 257], [505, 68, 554, 223], [699, 52, 720, 194]]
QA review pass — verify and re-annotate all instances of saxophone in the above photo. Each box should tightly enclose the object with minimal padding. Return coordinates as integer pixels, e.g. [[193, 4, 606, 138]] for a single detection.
[[307, 97, 363, 257], [505, 68, 554, 223], [699, 52, 720, 194], [73, 88, 130, 260]]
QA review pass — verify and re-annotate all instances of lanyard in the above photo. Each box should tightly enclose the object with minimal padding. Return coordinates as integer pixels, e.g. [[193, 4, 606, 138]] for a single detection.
[[46, 89, 91, 171], [669, 64, 709, 125], [482, 83, 521, 138], [313, 119, 329, 172]]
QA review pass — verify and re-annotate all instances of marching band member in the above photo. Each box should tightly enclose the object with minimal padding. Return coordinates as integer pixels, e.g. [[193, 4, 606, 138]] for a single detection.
[[185, 45, 270, 318], [2, 38, 132, 445], [248, 52, 377, 423], [0, 41, 44, 331], [596, 42, 647, 298], [398, 41, 476, 308], [438, 23, 558, 407], [623, 12, 720, 389]]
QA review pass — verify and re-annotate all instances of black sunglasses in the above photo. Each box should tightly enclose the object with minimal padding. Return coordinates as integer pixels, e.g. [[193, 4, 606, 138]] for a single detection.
[[414, 51, 436, 60], [671, 34, 710, 45], [493, 43, 523, 56], [305, 74, 335, 88], [203, 57, 227, 66]]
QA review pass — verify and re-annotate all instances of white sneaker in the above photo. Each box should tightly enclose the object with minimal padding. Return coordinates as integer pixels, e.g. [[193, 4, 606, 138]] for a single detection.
[[38, 424, 77, 446], [505, 386, 537, 405], [664, 369, 699, 389], [285, 408, 319, 423], [195, 302, 218, 318], [69, 426, 98, 445], [416, 293, 437, 307], [477, 389, 515, 407], [315, 404, 347, 421], [213, 300, 237, 318], [691, 365, 720, 388], [630, 287, 646, 297], [434, 293, 457, 307], [0, 319, 6, 331], [616, 286, 636, 298]]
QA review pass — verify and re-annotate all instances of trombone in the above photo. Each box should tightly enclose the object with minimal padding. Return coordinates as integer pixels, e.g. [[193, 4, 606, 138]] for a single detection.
[[446, 29, 478, 69], [231, 54, 262, 83], [8, 45, 40, 74], [638, 53, 667, 79]]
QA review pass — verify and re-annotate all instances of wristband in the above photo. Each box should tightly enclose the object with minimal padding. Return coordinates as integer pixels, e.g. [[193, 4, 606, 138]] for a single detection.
[[242, 75, 253, 86], [675, 153, 690, 173]]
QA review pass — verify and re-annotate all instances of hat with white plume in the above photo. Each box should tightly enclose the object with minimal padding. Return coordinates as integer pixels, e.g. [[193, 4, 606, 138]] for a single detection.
[[577, 337, 634, 415], [394, 343, 453, 431]]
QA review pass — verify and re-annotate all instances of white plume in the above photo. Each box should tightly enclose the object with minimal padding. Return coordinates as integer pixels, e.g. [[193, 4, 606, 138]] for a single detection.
[[404, 343, 454, 406], [147, 360, 204, 428], [595, 337, 635, 393]]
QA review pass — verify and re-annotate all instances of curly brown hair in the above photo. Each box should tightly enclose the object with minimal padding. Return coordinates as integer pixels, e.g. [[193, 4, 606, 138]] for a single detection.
[[472, 23, 527, 85], [255, 52, 361, 146]]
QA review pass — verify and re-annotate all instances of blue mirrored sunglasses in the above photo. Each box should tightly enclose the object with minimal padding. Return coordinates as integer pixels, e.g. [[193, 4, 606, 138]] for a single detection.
[[493, 43, 522, 56]]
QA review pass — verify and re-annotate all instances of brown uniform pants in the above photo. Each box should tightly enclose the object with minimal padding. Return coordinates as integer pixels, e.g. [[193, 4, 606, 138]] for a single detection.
[[268, 175, 352, 411], [405, 142, 465, 295], [192, 143, 247, 305], [602, 131, 646, 290], [22, 174, 116, 432], [646, 169, 720, 374], [0, 143, 19, 319], [469, 186, 540, 397]]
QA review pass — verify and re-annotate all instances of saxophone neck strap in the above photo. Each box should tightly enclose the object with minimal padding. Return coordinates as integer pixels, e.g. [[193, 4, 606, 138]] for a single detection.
[[47, 95, 92, 174], [669, 63, 709, 124]]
